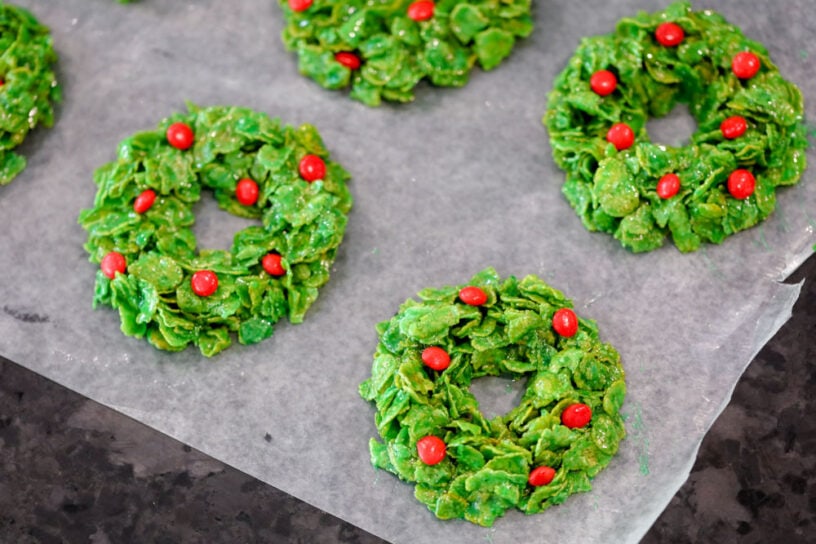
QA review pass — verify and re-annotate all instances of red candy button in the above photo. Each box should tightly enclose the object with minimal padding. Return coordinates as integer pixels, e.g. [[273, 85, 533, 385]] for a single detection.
[[288, 0, 312, 11], [166, 122, 194, 150], [720, 116, 747, 139], [657, 173, 681, 199], [421, 347, 451, 371], [562, 403, 592, 429], [191, 270, 218, 297], [727, 169, 756, 199], [236, 178, 259, 206], [552, 308, 578, 337], [298, 155, 326, 182], [335, 52, 361, 70], [133, 189, 156, 214], [101, 251, 126, 279], [407, 1, 434, 21], [417, 436, 446, 465], [528, 466, 556, 486], [590, 70, 617, 96], [607, 123, 635, 151], [655, 22, 684, 46], [732, 52, 760, 79], [262, 253, 286, 276], [459, 286, 487, 306]]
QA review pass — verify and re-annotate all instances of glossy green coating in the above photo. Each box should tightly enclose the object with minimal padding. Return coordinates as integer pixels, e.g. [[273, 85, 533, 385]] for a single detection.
[[0, 3, 60, 185], [279, 0, 533, 106], [359, 268, 626, 526], [544, 1, 807, 253], [78, 105, 352, 357]]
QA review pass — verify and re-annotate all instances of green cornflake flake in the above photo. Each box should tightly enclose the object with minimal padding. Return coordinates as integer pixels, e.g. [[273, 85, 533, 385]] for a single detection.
[[278, 0, 533, 106], [360, 268, 627, 526], [0, 4, 61, 185], [544, 1, 807, 253], [79, 105, 352, 357]]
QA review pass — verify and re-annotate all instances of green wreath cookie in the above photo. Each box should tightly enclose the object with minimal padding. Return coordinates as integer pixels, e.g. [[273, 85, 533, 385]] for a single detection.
[[78, 105, 352, 357], [280, 0, 533, 106], [544, 1, 807, 253], [359, 268, 626, 526], [0, 3, 60, 185]]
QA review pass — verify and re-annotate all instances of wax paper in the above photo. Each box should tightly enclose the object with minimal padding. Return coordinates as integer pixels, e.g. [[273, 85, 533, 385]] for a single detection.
[[0, 1, 813, 542]]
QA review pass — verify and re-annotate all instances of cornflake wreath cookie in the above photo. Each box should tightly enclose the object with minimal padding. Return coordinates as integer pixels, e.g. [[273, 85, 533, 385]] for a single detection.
[[78, 105, 352, 357], [359, 268, 626, 526], [0, 3, 60, 185], [279, 0, 533, 106], [544, 1, 807, 253]]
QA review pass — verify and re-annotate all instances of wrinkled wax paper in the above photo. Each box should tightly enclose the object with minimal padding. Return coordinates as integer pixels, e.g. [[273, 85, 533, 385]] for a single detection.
[[0, 1, 813, 543]]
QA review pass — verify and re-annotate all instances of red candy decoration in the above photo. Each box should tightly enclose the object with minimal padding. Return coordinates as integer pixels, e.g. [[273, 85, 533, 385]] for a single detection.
[[561, 403, 592, 429], [416, 436, 446, 465], [552, 308, 578, 337], [528, 466, 556, 487], [421, 347, 451, 371], [288, 0, 312, 11], [166, 122, 194, 150], [191, 270, 218, 297], [732, 51, 760, 79], [727, 169, 756, 199], [236, 178, 259, 206], [656, 173, 681, 199], [262, 253, 286, 277], [298, 154, 326, 182], [133, 189, 156, 214], [720, 116, 747, 139], [459, 286, 487, 306], [607, 123, 635, 151], [655, 22, 684, 46], [590, 70, 617, 96], [335, 52, 361, 70], [101, 251, 126, 279], [407, 0, 434, 21]]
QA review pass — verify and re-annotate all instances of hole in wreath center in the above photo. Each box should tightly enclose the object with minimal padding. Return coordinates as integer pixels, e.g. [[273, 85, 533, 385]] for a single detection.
[[645, 103, 697, 148], [191, 194, 262, 252], [469, 375, 528, 421]]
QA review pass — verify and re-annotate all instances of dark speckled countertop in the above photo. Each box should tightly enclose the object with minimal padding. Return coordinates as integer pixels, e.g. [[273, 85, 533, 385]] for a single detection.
[[1, 255, 814, 543]]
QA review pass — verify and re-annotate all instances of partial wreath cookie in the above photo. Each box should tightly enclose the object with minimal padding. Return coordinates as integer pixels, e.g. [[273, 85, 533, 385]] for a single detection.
[[544, 1, 807, 253], [359, 268, 626, 526], [0, 3, 60, 185], [280, 0, 533, 106], [79, 104, 352, 356]]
